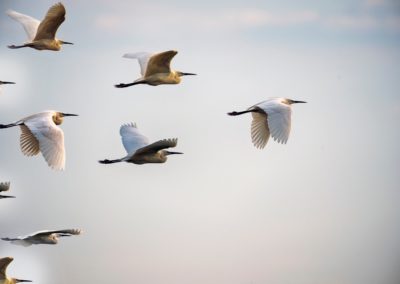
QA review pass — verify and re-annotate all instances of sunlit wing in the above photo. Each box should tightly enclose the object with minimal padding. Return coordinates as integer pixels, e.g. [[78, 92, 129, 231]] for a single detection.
[[145, 50, 178, 77], [123, 52, 153, 77], [24, 114, 65, 170], [120, 123, 150, 154], [262, 102, 292, 144], [34, 2, 66, 40], [250, 111, 270, 149], [134, 138, 178, 155], [20, 125, 40, 156], [6, 10, 40, 42], [0, 257, 13, 280]]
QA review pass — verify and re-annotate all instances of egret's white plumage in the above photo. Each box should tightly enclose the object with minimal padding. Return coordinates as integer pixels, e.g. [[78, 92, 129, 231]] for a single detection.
[[7, 3, 73, 51], [99, 122, 182, 165], [1, 229, 82, 247], [0, 111, 78, 170], [0, 257, 32, 283], [115, 50, 196, 88], [228, 98, 306, 149]]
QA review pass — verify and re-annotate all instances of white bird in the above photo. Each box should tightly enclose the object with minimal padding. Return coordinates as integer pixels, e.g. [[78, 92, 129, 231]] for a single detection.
[[99, 122, 183, 164], [7, 2, 73, 51], [115, 50, 196, 88], [0, 111, 78, 170], [1, 229, 81, 247], [0, 257, 32, 284], [228, 98, 306, 149], [0, 182, 15, 199]]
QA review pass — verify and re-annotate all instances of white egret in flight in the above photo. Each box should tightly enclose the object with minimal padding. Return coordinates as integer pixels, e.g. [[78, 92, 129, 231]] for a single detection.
[[99, 122, 183, 164], [115, 50, 196, 88], [0, 111, 78, 170], [228, 98, 306, 149], [7, 2, 73, 51], [0, 257, 32, 283], [0, 182, 14, 199], [2, 229, 82, 247]]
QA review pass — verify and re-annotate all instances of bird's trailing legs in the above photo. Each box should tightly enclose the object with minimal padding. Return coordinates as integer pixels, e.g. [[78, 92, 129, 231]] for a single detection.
[[227, 110, 259, 116], [114, 81, 146, 88], [8, 44, 32, 49], [0, 122, 21, 129], [98, 158, 123, 164]]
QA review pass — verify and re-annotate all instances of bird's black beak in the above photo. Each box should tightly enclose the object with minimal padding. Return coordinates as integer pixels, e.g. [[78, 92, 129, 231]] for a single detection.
[[166, 151, 184, 155], [0, 195, 16, 198], [60, 41, 74, 45], [180, 72, 196, 76], [1, 81, 16, 84], [291, 100, 307, 104], [15, 279, 33, 283], [61, 113, 79, 117]]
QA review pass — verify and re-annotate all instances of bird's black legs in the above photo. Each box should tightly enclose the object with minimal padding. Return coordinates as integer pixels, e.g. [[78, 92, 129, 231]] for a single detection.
[[114, 81, 146, 88], [227, 110, 258, 116]]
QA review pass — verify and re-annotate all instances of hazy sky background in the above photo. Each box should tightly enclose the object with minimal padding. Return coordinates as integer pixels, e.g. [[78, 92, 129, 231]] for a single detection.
[[0, 0, 399, 283]]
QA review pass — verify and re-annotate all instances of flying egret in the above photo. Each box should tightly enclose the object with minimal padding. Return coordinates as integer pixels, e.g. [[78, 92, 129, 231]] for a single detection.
[[99, 122, 183, 165], [0, 111, 78, 170], [228, 98, 306, 149], [2, 229, 81, 247], [7, 2, 73, 51], [0, 182, 15, 199], [0, 257, 32, 283], [115, 50, 196, 88]]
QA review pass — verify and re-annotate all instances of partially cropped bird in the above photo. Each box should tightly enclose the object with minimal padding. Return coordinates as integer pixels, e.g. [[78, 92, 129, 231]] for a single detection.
[[1, 229, 82, 247], [0, 257, 32, 283], [0, 182, 15, 199], [0, 81, 15, 86], [228, 98, 306, 149], [7, 2, 73, 51], [0, 111, 78, 170], [115, 50, 196, 88], [99, 122, 183, 164]]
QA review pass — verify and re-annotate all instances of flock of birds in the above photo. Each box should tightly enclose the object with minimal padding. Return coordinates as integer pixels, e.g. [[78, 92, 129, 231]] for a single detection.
[[0, 2, 306, 283]]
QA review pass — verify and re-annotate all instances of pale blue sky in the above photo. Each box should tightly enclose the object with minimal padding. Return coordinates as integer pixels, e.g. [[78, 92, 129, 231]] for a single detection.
[[0, 0, 399, 284]]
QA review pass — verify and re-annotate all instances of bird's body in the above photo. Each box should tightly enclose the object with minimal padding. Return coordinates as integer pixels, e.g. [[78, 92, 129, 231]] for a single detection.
[[0, 182, 15, 199], [2, 229, 81, 247], [228, 98, 306, 149], [115, 50, 196, 88], [99, 122, 183, 165], [7, 3, 73, 51], [0, 111, 78, 170], [0, 257, 32, 283]]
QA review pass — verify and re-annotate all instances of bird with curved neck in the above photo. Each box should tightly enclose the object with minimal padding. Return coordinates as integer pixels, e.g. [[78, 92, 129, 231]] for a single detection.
[[115, 50, 196, 88], [7, 3, 73, 51], [228, 98, 306, 149], [0, 257, 32, 284], [99, 122, 183, 165], [0, 111, 78, 170]]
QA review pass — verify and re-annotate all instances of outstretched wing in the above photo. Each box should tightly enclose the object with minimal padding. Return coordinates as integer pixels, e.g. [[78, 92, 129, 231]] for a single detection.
[[123, 52, 153, 77], [0, 257, 13, 280], [120, 123, 150, 154], [34, 2, 66, 40], [145, 50, 177, 77], [0, 182, 10, 193], [258, 101, 292, 144], [250, 110, 270, 149], [7, 10, 40, 42], [135, 138, 178, 155], [20, 125, 40, 156], [24, 113, 65, 170], [34, 229, 81, 237]]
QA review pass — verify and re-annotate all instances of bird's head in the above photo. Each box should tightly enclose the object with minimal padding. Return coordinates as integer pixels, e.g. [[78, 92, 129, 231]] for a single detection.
[[53, 112, 78, 125], [284, 99, 307, 105], [50, 234, 59, 244], [58, 40, 74, 45], [176, 71, 197, 77], [13, 278, 33, 283]]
